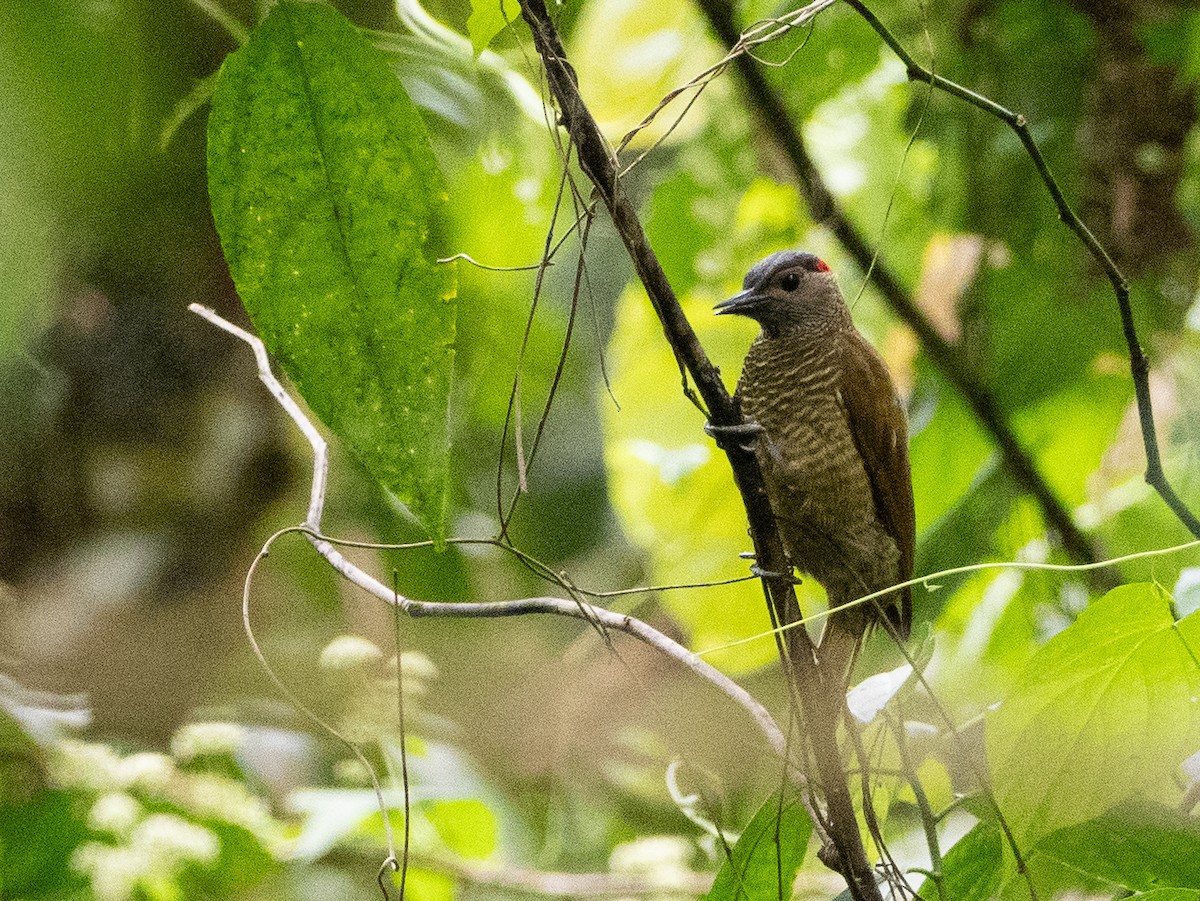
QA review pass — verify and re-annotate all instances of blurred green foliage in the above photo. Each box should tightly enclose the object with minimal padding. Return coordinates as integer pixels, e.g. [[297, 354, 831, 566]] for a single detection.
[[3, 0, 1200, 898]]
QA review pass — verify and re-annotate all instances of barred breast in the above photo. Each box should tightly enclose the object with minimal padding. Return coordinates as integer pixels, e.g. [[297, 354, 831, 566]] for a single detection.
[[736, 333, 901, 607]]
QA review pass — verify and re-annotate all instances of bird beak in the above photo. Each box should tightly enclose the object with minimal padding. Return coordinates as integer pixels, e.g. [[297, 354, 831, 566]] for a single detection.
[[714, 288, 763, 316]]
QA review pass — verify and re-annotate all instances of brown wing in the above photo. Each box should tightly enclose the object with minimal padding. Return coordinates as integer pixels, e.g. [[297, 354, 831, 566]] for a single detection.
[[837, 330, 916, 639]]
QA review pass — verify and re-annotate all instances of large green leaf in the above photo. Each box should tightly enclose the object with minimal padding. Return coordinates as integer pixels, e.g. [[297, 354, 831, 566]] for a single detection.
[[1037, 802, 1200, 891], [986, 584, 1200, 848], [706, 791, 811, 901], [922, 822, 1004, 901], [207, 1, 455, 540]]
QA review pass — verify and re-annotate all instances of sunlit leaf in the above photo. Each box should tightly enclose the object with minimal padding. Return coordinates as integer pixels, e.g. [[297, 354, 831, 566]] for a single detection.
[[466, 0, 518, 55], [706, 791, 811, 901], [424, 799, 496, 859], [894, 754, 953, 814], [1037, 801, 1200, 891], [207, 1, 455, 541], [569, 0, 720, 145], [1013, 370, 1130, 506], [399, 867, 456, 901], [986, 583, 1200, 848]]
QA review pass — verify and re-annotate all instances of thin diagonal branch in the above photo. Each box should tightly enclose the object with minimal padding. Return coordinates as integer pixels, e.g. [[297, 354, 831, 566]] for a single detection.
[[187, 303, 788, 760], [840, 0, 1200, 540], [693, 0, 1118, 589], [515, 3, 882, 898]]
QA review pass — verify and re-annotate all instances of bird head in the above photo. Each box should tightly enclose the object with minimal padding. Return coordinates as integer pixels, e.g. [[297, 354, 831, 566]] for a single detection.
[[714, 250, 848, 338]]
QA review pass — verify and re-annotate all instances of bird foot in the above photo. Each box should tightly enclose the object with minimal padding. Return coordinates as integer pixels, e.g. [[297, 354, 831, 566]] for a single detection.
[[749, 562, 801, 584], [704, 419, 765, 452], [816, 841, 846, 877]]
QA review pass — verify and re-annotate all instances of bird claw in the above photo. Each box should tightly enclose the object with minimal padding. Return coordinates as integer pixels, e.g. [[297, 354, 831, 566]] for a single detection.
[[704, 419, 766, 452], [816, 841, 846, 877], [750, 563, 801, 584]]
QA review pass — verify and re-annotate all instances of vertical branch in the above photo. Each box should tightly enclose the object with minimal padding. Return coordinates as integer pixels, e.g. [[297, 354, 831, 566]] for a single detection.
[[692, 0, 1119, 587], [890, 712, 944, 899], [516, 2, 883, 897]]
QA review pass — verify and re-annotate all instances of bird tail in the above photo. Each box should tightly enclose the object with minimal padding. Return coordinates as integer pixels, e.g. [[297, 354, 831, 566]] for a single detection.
[[816, 615, 863, 704], [818, 586, 909, 705]]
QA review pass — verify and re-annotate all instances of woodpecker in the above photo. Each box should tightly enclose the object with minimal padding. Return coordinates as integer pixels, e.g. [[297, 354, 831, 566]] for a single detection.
[[713, 250, 915, 686]]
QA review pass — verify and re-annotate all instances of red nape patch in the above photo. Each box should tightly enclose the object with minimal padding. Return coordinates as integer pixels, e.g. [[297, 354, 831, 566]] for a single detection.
[[816, 258, 831, 272]]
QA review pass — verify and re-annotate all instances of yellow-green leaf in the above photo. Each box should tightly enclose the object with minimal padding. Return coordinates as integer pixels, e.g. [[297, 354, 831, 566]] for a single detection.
[[986, 584, 1200, 848]]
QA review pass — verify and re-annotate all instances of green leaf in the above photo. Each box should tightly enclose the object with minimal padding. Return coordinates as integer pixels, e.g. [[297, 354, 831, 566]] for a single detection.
[[908, 369, 996, 536], [994, 848, 1117, 901], [1012, 371, 1131, 507], [706, 791, 811, 901], [0, 789, 88, 896], [1037, 802, 1200, 891], [466, 0, 518, 55], [399, 867, 456, 901], [922, 822, 1004, 901], [424, 799, 496, 859], [207, 1, 456, 541], [986, 584, 1200, 848]]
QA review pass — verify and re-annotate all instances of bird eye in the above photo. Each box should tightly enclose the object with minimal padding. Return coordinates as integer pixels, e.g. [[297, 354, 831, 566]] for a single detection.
[[780, 272, 800, 292]]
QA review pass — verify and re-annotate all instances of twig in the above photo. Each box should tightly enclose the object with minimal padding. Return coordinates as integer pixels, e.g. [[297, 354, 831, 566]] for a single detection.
[[240, 533, 398, 870], [889, 712, 943, 899], [187, 303, 789, 761], [701, 535, 1200, 657], [436, 253, 553, 271], [390, 572, 412, 901], [691, 0, 1116, 588], [840, 0, 1200, 541], [513, 4, 883, 898]]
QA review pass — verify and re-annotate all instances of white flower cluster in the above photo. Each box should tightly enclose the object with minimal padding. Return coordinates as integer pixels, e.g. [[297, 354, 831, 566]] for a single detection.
[[609, 835, 697, 888], [168, 772, 285, 849], [71, 813, 220, 901], [170, 721, 246, 762], [319, 636, 439, 742], [319, 634, 385, 671], [50, 723, 292, 901]]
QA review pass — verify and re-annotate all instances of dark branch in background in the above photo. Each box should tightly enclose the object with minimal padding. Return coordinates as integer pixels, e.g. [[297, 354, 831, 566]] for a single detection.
[[517, 1, 883, 898], [694, 0, 1121, 590], [837, 0, 1200, 541]]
